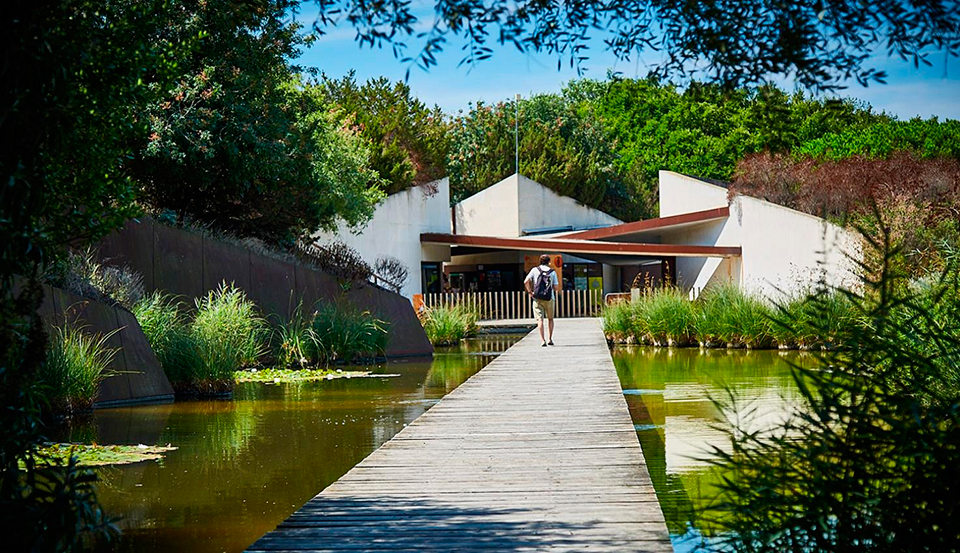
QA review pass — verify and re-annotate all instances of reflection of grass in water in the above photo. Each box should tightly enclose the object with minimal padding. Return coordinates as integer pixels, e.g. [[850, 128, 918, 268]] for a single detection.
[[424, 354, 486, 391]]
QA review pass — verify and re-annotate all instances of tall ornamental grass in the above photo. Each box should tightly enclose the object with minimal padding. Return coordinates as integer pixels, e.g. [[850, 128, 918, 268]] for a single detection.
[[640, 286, 697, 346], [134, 283, 266, 395], [312, 302, 388, 363], [604, 284, 852, 349], [40, 324, 118, 415], [420, 304, 479, 346], [271, 301, 319, 367]]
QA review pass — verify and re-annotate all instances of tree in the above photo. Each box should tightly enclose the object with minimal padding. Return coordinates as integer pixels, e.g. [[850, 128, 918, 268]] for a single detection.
[[447, 90, 646, 220], [313, 73, 450, 194], [1, 0, 180, 547], [311, 0, 960, 92], [133, 0, 382, 243]]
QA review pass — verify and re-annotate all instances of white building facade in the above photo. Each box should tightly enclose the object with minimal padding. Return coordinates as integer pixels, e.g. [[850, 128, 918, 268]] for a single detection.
[[315, 172, 861, 304]]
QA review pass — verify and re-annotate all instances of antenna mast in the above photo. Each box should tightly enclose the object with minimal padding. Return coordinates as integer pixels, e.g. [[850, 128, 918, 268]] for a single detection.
[[515, 93, 520, 175]]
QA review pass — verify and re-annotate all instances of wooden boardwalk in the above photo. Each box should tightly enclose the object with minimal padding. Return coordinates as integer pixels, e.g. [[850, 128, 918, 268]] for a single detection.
[[247, 318, 671, 552]]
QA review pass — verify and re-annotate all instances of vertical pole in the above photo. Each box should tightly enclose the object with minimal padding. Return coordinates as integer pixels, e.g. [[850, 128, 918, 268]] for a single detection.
[[515, 93, 520, 175]]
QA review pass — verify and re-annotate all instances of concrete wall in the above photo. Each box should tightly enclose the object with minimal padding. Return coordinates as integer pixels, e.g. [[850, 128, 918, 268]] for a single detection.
[[658, 171, 730, 217], [37, 284, 174, 407], [737, 196, 860, 299], [516, 175, 621, 234], [454, 174, 521, 237], [655, 172, 860, 300], [97, 219, 433, 357], [313, 178, 452, 299], [454, 174, 621, 238], [661, 218, 741, 295]]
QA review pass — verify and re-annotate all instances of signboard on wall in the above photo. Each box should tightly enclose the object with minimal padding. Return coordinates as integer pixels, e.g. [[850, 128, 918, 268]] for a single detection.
[[523, 254, 563, 283]]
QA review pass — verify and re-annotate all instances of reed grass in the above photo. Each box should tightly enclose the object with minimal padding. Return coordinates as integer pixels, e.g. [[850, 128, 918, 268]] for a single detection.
[[312, 302, 388, 363], [601, 300, 635, 343], [270, 301, 319, 367], [603, 283, 843, 349], [40, 323, 118, 415], [134, 283, 266, 395], [639, 286, 697, 346], [420, 304, 479, 346]]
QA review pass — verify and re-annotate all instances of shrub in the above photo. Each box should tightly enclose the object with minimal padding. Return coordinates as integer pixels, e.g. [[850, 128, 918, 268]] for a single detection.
[[312, 302, 388, 363], [421, 304, 479, 346], [374, 256, 410, 293], [40, 323, 118, 415]]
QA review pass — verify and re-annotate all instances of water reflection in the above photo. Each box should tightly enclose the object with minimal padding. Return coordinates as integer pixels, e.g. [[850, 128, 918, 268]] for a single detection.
[[612, 346, 812, 552], [54, 335, 519, 553]]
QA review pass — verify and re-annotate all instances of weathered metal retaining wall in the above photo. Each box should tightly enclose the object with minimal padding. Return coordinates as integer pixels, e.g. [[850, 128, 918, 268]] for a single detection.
[[96, 218, 433, 358], [38, 284, 175, 407]]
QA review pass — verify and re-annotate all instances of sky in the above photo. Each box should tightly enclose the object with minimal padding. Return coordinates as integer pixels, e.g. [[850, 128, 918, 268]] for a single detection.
[[295, 9, 960, 120]]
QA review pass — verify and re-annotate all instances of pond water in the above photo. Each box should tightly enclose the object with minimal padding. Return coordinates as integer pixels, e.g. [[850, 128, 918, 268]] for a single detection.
[[58, 334, 521, 553], [611, 346, 812, 552], [64, 335, 807, 553]]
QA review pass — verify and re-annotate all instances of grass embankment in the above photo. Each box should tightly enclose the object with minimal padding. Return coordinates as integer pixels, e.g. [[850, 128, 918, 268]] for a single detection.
[[135, 284, 389, 396], [38, 324, 118, 417], [34, 443, 177, 467], [419, 304, 479, 346], [603, 283, 857, 349]]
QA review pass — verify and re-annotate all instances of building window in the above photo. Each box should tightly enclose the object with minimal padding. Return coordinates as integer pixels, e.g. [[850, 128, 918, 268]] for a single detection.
[[421, 263, 441, 294]]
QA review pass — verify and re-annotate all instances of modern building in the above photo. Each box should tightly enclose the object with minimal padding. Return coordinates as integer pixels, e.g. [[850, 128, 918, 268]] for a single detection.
[[313, 171, 860, 304]]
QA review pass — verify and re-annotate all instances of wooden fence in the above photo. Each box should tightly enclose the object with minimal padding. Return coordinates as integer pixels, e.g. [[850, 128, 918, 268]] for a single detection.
[[422, 289, 603, 321]]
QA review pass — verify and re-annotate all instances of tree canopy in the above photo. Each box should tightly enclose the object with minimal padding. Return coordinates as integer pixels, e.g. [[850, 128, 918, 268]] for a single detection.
[[309, 0, 960, 92]]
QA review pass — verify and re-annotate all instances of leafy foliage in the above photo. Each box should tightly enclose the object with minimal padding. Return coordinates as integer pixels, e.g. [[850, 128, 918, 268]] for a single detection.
[[1, 0, 178, 547], [448, 91, 642, 219], [308, 0, 960, 92], [706, 234, 960, 552], [313, 73, 450, 194], [733, 151, 960, 275], [449, 79, 889, 220], [134, 0, 383, 242]]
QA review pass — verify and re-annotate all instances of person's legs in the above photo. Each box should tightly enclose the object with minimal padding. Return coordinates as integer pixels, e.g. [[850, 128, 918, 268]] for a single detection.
[[547, 300, 555, 343], [534, 299, 546, 344]]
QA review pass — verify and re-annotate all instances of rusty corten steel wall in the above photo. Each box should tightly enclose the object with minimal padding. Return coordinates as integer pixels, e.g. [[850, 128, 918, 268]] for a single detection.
[[97, 218, 433, 357], [38, 284, 175, 407]]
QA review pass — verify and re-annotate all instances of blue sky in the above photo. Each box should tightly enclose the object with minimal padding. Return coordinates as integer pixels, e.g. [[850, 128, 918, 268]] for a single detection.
[[296, 10, 960, 120]]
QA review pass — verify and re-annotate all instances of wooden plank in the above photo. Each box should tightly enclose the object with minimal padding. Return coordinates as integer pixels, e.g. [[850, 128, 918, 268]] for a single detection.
[[247, 319, 670, 552]]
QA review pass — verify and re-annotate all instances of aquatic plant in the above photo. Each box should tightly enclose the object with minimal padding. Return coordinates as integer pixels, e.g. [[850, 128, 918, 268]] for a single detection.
[[193, 283, 266, 367], [420, 303, 479, 346], [639, 287, 697, 346], [270, 301, 320, 367], [312, 302, 388, 363], [135, 284, 266, 395], [40, 323, 118, 415], [601, 300, 634, 343]]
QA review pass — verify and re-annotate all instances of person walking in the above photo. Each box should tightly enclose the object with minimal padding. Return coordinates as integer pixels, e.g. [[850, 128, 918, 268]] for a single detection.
[[524, 254, 560, 347]]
